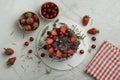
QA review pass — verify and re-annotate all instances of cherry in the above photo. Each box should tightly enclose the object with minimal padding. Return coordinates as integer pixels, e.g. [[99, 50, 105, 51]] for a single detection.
[[41, 53, 45, 57], [29, 37, 34, 41], [91, 44, 96, 49], [24, 42, 29, 46], [91, 37, 96, 41], [79, 50, 84, 54], [28, 49, 32, 53]]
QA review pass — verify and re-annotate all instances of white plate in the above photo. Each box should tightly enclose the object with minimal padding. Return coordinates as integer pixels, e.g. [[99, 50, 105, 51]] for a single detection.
[[35, 17, 90, 70]]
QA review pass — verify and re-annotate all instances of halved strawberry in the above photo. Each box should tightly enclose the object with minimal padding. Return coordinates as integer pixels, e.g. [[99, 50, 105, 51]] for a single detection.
[[60, 26, 67, 34], [51, 29, 57, 36], [48, 47, 54, 53], [46, 38, 53, 44], [67, 48, 74, 55], [70, 36, 77, 43], [56, 50, 62, 58]]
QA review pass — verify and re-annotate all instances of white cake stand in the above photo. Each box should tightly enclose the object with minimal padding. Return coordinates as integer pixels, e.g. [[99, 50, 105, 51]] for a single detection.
[[35, 17, 90, 70]]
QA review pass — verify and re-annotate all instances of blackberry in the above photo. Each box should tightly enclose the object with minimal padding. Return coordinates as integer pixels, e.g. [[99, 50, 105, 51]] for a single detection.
[[43, 45, 47, 49]]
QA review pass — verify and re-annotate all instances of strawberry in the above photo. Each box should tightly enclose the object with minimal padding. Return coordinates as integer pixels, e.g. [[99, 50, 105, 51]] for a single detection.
[[7, 57, 16, 65], [20, 18, 26, 24], [56, 50, 62, 58], [51, 29, 57, 36], [25, 12, 33, 18], [70, 36, 77, 43], [23, 25, 32, 31], [60, 26, 67, 34], [4, 48, 14, 55], [46, 38, 54, 44], [48, 47, 54, 53], [26, 17, 34, 25], [82, 15, 90, 26], [67, 48, 74, 55], [87, 28, 99, 35], [33, 22, 39, 28], [33, 15, 38, 22]]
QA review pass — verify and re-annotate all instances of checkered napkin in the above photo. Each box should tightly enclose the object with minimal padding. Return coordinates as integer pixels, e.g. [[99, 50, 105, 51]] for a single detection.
[[85, 41, 120, 80]]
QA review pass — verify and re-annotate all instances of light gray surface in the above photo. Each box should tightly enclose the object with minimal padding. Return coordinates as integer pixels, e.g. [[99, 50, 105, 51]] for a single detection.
[[0, 0, 120, 80]]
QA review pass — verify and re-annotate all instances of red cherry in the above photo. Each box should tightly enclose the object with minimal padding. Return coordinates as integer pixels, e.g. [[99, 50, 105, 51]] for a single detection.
[[91, 36, 96, 41], [46, 4, 50, 8], [50, 3, 54, 7], [29, 37, 34, 41], [50, 15, 53, 19], [54, 6, 58, 10], [28, 49, 32, 53], [79, 50, 84, 54], [45, 14, 49, 18], [43, 8, 47, 12], [47, 9, 51, 13], [41, 53, 45, 57], [42, 4, 47, 8], [53, 13, 57, 17], [24, 42, 29, 46], [91, 44, 96, 49], [42, 12, 46, 16]]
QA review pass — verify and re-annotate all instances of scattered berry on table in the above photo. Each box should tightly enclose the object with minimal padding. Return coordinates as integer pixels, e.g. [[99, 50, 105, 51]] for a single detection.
[[7, 57, 16, 65], [91, 36, 96, 41], [79, 50, 84, 54], [28, 49, 32, 53], [87, 28, 99, 35], [24, 41, 29, 46], [82, 15, 90, 26], [91, 44, 96, 49], [29, 37, 34, 41], [41, 53, 46, 57]]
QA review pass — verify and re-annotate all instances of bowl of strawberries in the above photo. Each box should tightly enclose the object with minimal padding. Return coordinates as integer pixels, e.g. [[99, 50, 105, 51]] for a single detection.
[[18, 11, 40, 32], [43, 26, 80, 59], [40, 2, 59, 20]]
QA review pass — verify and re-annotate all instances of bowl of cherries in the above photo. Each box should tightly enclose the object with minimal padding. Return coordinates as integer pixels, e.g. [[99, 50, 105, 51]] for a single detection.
[[40, 2, 59, 20], [18, 11, 40, 32]]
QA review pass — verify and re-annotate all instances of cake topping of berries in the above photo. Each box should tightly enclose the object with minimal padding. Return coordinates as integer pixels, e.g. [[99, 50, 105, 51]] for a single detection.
[[4, 48, 14, 55], [44, 25, 80, 59], [7, 57, 16, 65]]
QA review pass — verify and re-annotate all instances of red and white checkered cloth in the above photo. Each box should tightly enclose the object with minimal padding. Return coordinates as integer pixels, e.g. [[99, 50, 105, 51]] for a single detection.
[[85, 41, 120, 80]]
